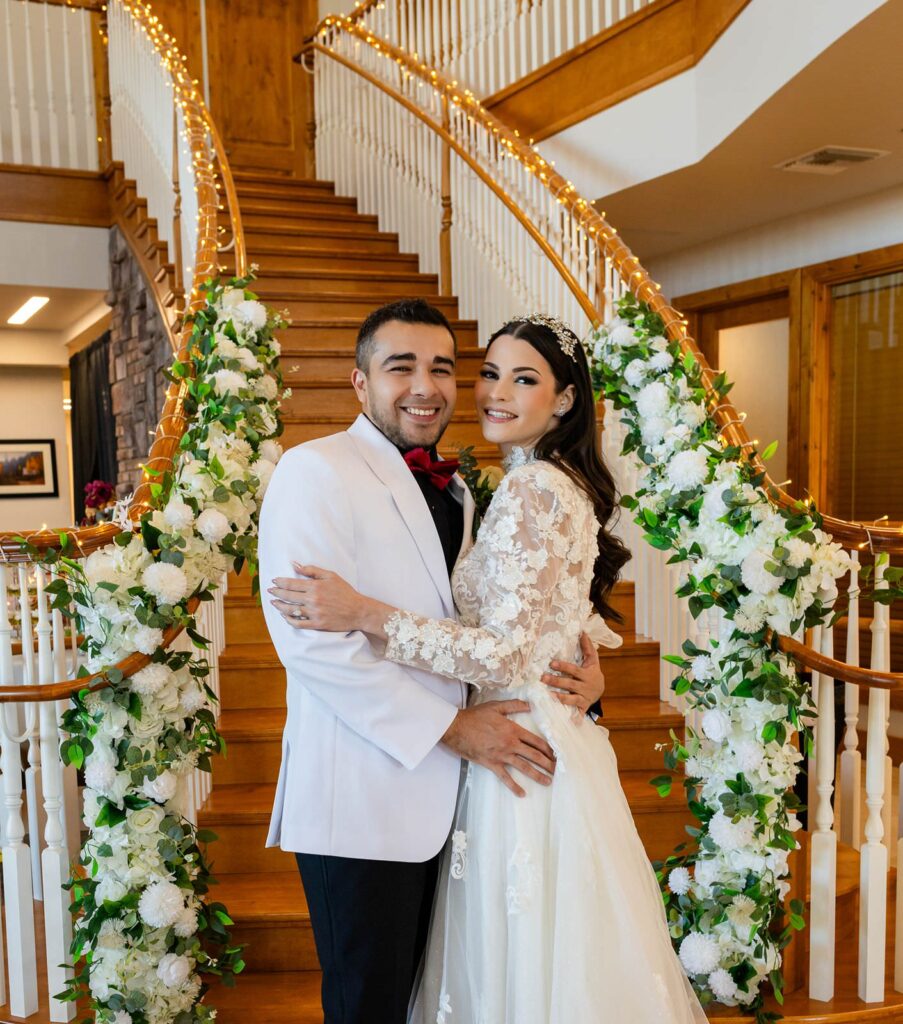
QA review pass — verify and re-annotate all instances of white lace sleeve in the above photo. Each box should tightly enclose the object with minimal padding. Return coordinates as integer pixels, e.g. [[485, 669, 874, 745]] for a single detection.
[[384, 465, 580, 689]]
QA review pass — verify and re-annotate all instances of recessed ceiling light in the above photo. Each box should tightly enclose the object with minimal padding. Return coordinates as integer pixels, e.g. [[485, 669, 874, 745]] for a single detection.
[[7, 296, 50, 325]]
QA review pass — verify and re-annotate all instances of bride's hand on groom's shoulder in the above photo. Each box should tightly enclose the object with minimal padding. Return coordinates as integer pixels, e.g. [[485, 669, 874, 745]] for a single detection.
[[541, 633, 604, 715], [268, 563, 382, 634]]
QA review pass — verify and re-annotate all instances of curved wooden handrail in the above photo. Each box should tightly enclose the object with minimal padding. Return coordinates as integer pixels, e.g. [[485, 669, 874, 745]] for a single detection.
[[778, 633, 903, 691], [0, 597, 201, 702], [307, 16, 903, 557]]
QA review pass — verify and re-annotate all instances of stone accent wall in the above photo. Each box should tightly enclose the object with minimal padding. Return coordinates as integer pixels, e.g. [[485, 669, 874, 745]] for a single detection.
[[107, 227, 173, 498]]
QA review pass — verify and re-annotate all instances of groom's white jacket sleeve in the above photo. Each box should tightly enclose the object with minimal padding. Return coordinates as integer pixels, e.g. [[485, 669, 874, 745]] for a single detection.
[[259, 444, 458, 771]]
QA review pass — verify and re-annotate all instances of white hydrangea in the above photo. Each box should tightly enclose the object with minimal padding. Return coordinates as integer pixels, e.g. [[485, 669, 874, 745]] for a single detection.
[[142, 563, 189, 606], [195, 507, 231, 545], [138, 879, 185, 929], [701, 708, 731, 742], [678, 932, 721, 975], [708, 812, 756, 852], [141, 771, 178, 804], [691, 655, 715, 681]]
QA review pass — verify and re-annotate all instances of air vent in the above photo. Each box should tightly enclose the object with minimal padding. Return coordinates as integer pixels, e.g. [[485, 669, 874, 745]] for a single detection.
[[776, 146, 888, 176]]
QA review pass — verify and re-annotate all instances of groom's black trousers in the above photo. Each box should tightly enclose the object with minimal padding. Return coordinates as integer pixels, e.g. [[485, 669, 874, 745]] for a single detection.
[[296, 850, 441, 1024]]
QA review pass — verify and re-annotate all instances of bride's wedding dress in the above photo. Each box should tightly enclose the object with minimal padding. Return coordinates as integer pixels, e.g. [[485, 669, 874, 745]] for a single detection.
[[384, 449, 708, 1024]]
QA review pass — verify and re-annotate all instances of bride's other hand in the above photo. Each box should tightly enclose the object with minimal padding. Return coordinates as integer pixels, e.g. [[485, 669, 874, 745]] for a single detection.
[[541, 633, 604, 713], [269, 563, 377, 633]]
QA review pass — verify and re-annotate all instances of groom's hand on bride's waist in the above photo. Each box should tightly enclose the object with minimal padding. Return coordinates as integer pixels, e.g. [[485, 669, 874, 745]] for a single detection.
[[440, 701, 555, 798]]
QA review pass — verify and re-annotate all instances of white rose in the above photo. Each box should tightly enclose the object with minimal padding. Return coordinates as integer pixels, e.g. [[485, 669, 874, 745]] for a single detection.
[[219, 287, 245, 309], [96, 876, 128, 904], [196, 508, 231, 545], [128, 804, 165, 835], [84, 549, 118, 588], [129, 707, 165, 740], [156, 952, 192, 988], [141, 771, 178, 804], [624, 358, 647, 388]]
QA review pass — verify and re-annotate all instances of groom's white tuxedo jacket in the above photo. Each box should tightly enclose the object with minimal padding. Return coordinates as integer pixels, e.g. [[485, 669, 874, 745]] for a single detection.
[[258, 414, 474, 861]]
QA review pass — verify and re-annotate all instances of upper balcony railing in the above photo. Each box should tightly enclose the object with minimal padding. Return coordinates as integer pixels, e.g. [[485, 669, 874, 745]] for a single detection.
[[349, 0, 658, 100]]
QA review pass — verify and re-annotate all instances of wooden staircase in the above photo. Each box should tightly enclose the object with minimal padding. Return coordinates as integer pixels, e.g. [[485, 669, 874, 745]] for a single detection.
[[195, 171, 903, 1023], [201, 170, 688, 1021]]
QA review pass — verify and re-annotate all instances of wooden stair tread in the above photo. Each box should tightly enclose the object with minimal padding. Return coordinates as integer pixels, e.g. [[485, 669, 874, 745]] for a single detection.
[[246, 223, 398, 240], [214, 872, 308, 922], [220, 642, 280, 668], [220, 707, 285, 741], [597, 696, 684, 727], [206, 971, 323, 1021], [255, 268, 436, 285], [201, 781, 276, 823]]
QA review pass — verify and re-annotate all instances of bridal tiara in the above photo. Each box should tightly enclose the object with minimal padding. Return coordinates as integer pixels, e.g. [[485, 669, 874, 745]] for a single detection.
[[501, 313, 579, 361]]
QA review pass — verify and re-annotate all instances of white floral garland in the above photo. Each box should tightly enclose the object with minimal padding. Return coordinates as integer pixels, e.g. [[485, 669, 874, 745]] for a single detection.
[[44, 275, 287, 1024], [585, 295, 851, 1020]]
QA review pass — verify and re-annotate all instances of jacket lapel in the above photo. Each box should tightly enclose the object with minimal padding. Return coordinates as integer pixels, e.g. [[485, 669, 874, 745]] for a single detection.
[[348, 415, 455, 615], [448, 476, 475, 565]]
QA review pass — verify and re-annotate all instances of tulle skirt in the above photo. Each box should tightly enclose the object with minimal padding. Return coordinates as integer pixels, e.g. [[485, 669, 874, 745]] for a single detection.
[[409, 688, 708, 1024]]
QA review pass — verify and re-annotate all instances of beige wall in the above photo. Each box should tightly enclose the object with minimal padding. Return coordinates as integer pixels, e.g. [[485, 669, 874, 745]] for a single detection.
[[0, 366, 72, 532], [717, 318, 789, 484]]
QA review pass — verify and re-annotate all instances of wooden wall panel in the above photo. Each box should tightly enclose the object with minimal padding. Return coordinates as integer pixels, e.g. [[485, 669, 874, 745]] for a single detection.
[[204, 0, 318, 176], [0, 165, 110, 227]]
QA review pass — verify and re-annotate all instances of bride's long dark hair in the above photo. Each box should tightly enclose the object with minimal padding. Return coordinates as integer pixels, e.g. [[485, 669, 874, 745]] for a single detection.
[[486, 319, 631, 622]]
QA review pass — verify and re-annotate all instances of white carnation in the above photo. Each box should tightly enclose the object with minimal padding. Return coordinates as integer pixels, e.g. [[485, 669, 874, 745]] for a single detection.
[[84, 758, 118, 797], [212, 368, 247, 397], [253, 374, 278, 401], [142, 562, 189, 606], [740, 548, 781, 596], [636, 381, 670, 419], [678, 932, 721, 975], [156, 952, 192, 988], [708, 811, 756, 851], [783, 536, 813, 569], [709, 967, 739, 1002], [668, 866, 692, 895], [138, 879, 184, 928], [701, 708, 731, 743], [163, 498, 194, 532], [260, 439, 283, 464], [130, 663, 171, 696], [641, 416, 671, 446], [649, 350, 674, 371], [667, 448, 708, 492], [679, 401, 707, 428], [196, 507, 231, 544], [141, 771, 178, 803], [174, 904, 199, 938], [649, 334, 668, 352], [179, 680, 207, 715], [235, 299, 267, 330]]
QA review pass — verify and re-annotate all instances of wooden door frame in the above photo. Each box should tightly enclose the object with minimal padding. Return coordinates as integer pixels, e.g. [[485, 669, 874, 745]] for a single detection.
[[675, 242, 903, 512]]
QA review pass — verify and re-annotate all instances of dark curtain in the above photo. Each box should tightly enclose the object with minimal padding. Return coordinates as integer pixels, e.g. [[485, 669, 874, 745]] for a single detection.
[[70, 331, 117, 523]]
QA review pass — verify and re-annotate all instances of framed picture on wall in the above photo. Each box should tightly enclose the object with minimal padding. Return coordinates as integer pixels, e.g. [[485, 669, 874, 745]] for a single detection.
[[0, 440, 59, 499]]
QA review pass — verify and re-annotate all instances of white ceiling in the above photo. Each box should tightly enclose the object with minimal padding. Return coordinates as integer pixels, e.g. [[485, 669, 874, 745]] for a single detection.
[[597, 0, 903, 260]]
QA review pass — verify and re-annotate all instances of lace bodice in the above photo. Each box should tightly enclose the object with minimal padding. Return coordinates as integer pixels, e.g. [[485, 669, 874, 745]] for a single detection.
[[384, 457, 599, 695]]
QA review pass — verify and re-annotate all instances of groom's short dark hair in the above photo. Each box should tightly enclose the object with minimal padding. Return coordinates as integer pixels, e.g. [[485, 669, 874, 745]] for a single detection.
[[356, 298, 457, 371]]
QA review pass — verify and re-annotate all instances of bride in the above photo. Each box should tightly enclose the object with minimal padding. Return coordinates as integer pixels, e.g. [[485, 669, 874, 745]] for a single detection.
[[270, 315, 707, 1023]]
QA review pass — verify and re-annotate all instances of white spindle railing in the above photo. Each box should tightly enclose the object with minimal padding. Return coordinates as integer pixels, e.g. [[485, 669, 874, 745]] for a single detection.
[[355, 0, 656, 100], [0, 0, 97, 170], [0, 558, 229, 1019]]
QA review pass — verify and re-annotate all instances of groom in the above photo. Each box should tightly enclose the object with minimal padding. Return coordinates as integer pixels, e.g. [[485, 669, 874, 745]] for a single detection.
[[258, 298, 604, 1024]]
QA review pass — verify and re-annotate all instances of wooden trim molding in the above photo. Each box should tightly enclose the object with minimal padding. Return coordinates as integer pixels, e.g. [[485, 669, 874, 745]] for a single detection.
[[0, 163, 111, 227], [483, 0, 751, 143]]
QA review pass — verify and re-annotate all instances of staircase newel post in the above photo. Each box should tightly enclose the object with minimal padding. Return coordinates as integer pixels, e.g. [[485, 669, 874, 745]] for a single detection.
[[91, 5, 112, 170], [439, 94, 453, 297]]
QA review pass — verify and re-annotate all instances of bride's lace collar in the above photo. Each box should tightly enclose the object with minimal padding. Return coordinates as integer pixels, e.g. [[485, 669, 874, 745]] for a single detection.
[[502, 446, 537, 472]]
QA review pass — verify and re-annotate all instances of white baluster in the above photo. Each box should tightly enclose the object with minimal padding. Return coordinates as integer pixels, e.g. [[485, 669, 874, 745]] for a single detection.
[[35, 570, 75, 1020], [0, 566, 38, 1017], [43, 2, 61, 167], [839, 551, 861, 848], [18, 565, 45, 902], [859, 553, 890, 1001], [809, 623, 836, 1000]]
